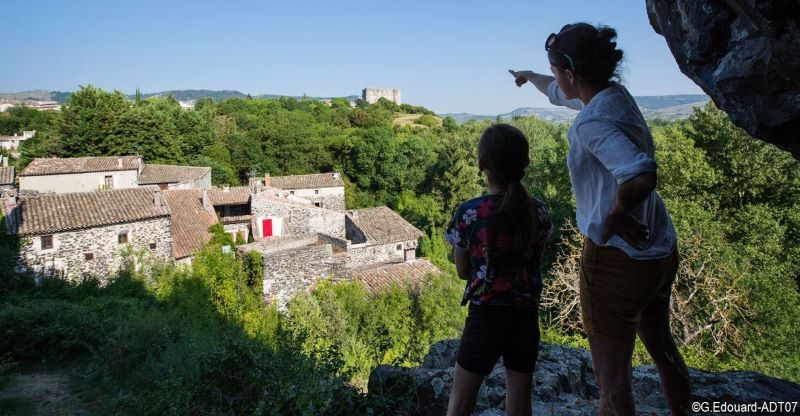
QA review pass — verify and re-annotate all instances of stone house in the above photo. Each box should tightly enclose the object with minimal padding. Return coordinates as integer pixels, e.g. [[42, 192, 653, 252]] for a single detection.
[[265, 172, 346, 211], [19, 156, 143, 194], [344, 206, 423, 268], [19, 156, 212, 194], [1, 188, 173, 280], [250, 185, 345, 240], [0, 130, 35, 151], [138, 164, 212, 190], [241, 187, 429, 309]]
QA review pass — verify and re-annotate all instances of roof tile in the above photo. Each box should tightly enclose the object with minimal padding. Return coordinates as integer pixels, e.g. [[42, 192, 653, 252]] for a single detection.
[[0, 167, 14, 185], [347, 206, 423, 245], [6, 188, 169, 236], [138, 164, 211, 185], [20, 156, 141, 176], [270, 172, 344, 190], [208, 186, 250, 206], [162, 189, 219, 259], [349, 259, 441, 294]]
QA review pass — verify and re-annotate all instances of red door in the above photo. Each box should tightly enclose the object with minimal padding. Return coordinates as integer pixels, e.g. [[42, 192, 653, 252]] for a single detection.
[[262, 218, 273, 238]]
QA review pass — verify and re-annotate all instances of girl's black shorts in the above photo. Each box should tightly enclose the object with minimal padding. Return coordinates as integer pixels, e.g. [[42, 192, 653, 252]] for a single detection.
[[456, 303, 540, 376]]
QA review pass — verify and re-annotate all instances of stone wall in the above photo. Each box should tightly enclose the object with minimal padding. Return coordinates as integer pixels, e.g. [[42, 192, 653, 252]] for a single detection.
[[260, 243, 347, 309], [18, 217, 173, 281], [19, 170, 140, 194], [251, 196, 345, 238], [346, 239, 418, 269], [0, 185, 15, 198], [318, 233, 349, 252], [362, 88, 401, 105], [288, 187, 345, 211]]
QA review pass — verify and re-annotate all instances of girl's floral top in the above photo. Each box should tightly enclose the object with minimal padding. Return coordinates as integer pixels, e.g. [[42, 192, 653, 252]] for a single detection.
[[446, 193, 553, 307]]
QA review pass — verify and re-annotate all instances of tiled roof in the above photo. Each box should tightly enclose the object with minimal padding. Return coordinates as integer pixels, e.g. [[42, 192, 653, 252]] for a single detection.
[[138, 164, 211, 185], [0, 167, 14, 185], [349, 259, 441, 294], [20, 156, 141, 176], [162, 189, 219, 259], [270, 172, 344, 190], [208, 186, 250, 206], [347, 206, 423, 245], [221, 215, 252, 224], [5, 188, 169, 236]]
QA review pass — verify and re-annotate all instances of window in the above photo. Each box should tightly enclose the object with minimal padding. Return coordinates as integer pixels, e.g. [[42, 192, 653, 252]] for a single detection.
[[396, 244, 402, 251], [118, 231, 129, 244], [314, 202, 321, 207], [149, 243, 157, 250], [84, 253, 94, 260], [41, 235, 53, 250], [314, 189, 319, 195], [104, 175, 114, 189], [289, 190, 295, 195]]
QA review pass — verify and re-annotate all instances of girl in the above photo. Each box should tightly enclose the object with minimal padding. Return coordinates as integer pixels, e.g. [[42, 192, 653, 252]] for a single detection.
[[509, 23, 691, 415], [445, 124, 553, 416]]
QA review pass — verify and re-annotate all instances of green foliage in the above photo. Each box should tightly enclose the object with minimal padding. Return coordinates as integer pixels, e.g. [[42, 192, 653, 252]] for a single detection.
[[0, 249, 363, 415], [283, 272, 466, 387], [207, 223, 234, 247]]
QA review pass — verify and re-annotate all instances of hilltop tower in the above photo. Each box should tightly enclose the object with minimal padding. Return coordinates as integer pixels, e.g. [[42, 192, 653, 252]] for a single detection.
[[362, 88, 401, 105]]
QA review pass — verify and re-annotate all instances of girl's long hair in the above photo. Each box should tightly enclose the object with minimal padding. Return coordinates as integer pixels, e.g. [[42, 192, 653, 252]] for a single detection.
[[478, 124, 539, 268]]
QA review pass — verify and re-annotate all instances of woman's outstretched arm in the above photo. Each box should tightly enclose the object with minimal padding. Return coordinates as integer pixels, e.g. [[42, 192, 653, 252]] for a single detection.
[[508, 70, 554, 96]]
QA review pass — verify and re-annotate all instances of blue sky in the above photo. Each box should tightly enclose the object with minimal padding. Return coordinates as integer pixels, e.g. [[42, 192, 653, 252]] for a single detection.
[[0, 0, 703, 114]]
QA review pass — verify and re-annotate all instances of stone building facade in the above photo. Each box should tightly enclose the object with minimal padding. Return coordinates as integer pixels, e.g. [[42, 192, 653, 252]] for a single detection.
[[239, 201, 427, 309], [250, 191, 345, 239], [18, 218, 173, 280], [362, 88, 401, 105], [239, 235, 349, 308], [267, 172, 346, 211], [2, 188, 173, 281]]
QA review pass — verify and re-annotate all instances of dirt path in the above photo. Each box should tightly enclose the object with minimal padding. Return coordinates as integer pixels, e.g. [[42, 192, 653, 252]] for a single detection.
[[0, 370, 89, 415]]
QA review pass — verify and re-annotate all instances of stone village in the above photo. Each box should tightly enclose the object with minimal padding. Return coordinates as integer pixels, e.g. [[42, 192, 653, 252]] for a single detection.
[[0, 154, 440, 309]]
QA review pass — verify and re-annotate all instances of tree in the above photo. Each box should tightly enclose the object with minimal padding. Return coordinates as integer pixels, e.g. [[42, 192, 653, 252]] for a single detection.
[[59, 85, 131, 156]]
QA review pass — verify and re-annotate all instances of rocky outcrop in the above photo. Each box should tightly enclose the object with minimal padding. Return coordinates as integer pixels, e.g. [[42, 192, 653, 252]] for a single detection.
[[368, 340, 800, 415], [646, 0, 800, 159]]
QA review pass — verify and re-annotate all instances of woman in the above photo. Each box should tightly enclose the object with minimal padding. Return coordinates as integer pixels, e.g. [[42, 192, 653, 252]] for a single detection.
[[509, 23, 691, 415], [445, 124, 553, 416]]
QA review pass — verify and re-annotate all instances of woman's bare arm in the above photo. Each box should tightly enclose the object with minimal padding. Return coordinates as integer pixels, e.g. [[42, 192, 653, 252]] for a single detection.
[[509, 69, 554, 96]]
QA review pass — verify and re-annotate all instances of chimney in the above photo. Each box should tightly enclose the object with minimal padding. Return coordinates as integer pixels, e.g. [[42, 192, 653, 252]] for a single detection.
[[264, 173, 271, 187], [202, 189, 210, 209], [332, 172, 340, 179], [223, 185, 229, 192], [2, 156, 7, 168], [117, 157, 123, 169], [153, 190, 162, 207]]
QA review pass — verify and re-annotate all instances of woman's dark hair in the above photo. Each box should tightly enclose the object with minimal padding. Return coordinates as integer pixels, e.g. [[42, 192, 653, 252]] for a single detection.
[[547, 22, 624, 85], [478, 124, 539, 268]]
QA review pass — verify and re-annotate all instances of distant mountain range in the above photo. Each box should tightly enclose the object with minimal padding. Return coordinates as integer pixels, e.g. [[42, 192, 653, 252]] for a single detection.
[[443, 94, 710, 123], [0, 89, 360, 104], [0, 89, 708, 122]]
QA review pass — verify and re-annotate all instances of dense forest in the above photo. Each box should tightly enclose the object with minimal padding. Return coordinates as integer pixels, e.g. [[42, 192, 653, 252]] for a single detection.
[[1, 85, 799, 414]]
